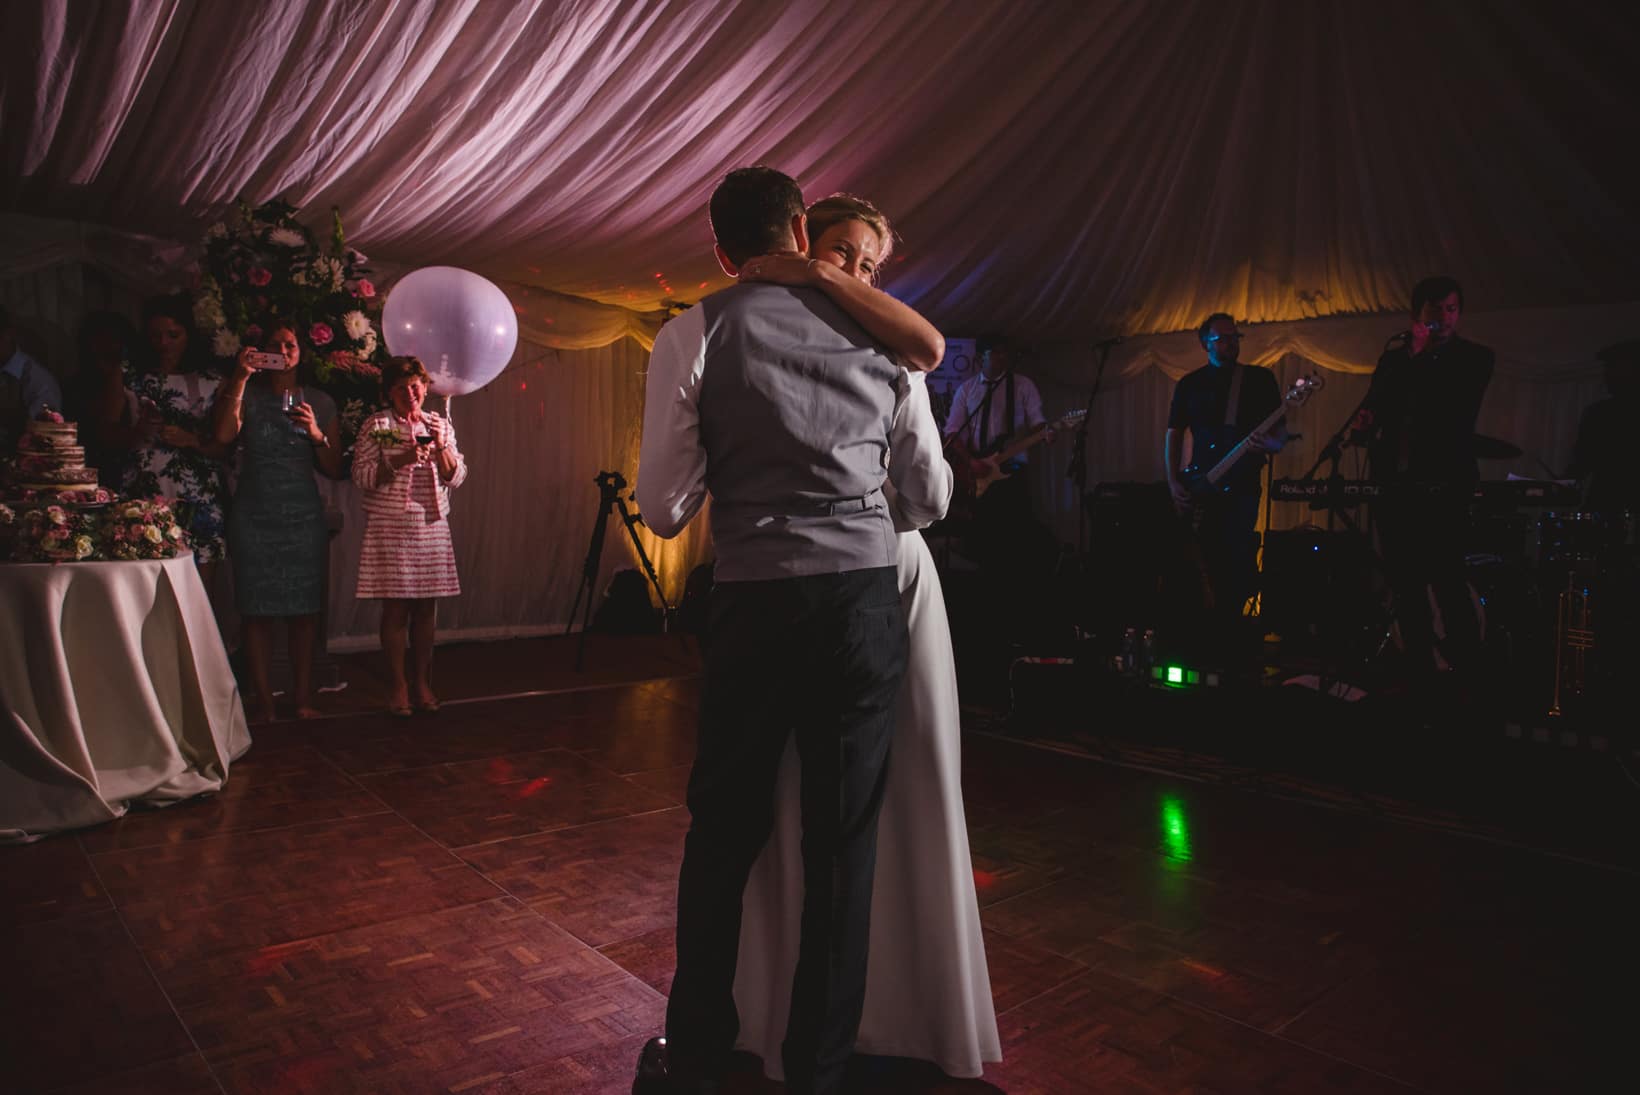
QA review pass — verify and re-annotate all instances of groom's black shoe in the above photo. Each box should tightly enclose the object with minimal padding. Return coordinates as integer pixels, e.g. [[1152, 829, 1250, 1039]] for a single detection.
[[632, 1037, 719, 1094]]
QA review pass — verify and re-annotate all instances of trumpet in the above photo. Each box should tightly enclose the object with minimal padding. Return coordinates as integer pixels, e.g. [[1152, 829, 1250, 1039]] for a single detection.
[[1547, 572, 1594, 718]]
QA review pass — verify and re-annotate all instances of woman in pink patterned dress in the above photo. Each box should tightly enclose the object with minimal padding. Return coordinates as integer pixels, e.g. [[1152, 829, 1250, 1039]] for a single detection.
[[350, 355, 467, 718]]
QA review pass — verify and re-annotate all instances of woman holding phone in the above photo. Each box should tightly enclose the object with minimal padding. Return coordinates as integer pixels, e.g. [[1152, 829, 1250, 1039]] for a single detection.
[[350, 355, 467, 718], [214, 324, 341, 722]]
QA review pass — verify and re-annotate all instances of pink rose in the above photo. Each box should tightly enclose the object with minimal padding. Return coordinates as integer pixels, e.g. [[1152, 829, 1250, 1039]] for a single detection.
[[309, 322, 334, 346], [356, 278, 376, 298], [248, 267, 272, 287], [245, 324, 264, 344]]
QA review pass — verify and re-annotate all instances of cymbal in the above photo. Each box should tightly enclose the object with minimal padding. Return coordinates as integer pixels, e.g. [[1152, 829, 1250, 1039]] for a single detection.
[[1474, 434, 1522, 460]]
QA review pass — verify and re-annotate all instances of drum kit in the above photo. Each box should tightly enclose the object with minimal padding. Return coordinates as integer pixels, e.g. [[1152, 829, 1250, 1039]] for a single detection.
[[1277, 433, 1637, 721]]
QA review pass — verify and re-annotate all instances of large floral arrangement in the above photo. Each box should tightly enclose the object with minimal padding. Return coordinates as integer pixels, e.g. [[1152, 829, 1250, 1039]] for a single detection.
[[193, 198, 386, 464], [8, 504, 101, 562], [2, 496, 191, 563], [101, 497, 191, 561]]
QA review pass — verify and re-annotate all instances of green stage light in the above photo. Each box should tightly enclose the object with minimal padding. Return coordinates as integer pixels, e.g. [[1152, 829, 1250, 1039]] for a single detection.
[[1167, 665, 1184, 684], [1160, 794, 1192, 861]]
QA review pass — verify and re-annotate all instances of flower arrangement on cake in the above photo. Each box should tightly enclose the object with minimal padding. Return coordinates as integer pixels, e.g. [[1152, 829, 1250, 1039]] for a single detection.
[[194, 197, 387, 465]]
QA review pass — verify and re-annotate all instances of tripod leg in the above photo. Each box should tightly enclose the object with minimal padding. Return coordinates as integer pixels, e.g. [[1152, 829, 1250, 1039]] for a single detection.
[[571, 498, 616, 670], [615, 498, 682, 644]]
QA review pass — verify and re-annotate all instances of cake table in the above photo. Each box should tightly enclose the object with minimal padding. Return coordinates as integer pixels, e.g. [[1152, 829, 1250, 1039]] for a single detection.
[[0, 555, 252, 842]]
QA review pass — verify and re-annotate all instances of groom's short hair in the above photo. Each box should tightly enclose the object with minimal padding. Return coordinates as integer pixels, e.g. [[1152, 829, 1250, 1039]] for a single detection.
[[710, 167, 805, 267]]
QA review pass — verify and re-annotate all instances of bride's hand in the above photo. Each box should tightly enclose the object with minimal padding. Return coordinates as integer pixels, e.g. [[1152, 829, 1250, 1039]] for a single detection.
[[739, 251, 817, 286]]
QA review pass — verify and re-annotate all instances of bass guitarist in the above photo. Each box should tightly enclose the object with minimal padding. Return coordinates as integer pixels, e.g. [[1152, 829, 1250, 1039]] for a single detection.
[[1163, 313, 1289, 668]]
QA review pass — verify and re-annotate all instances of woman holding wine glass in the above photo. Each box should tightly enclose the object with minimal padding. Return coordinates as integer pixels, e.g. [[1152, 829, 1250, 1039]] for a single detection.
[[214, 324, 342, 722], [350, 355, 467, 718]]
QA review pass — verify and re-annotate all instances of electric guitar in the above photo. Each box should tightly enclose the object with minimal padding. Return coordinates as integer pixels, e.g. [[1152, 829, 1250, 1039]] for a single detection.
[[1176, 372, 1323, 527], [947, 409, 1087, 514]]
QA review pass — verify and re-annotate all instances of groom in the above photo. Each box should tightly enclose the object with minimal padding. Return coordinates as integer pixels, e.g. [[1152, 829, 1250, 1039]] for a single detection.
[[634, 166, 910, 1095]]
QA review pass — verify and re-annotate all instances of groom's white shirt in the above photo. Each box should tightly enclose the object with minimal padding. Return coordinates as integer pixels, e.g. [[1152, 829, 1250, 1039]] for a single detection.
[[638, 296, 950, 544]]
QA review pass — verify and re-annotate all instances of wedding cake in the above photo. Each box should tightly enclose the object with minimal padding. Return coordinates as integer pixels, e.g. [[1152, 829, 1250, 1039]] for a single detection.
[[4, 408, 112, 504]]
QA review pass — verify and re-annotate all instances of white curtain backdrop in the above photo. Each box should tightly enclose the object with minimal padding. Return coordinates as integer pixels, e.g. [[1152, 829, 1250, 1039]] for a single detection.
[[5, 0, 1637, 644]]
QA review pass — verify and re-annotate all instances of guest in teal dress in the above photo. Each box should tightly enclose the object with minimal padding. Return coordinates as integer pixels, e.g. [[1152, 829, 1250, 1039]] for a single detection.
[[214, 325, 343, 723]]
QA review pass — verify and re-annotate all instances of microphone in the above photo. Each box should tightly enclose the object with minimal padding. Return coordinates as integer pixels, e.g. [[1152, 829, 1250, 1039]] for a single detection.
[[1092, 336, 1123, 349]]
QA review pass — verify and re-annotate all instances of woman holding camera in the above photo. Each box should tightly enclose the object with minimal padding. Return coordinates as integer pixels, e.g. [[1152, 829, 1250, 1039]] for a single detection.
[[351, 355, 467, 718], [214, 325, 341, 722]]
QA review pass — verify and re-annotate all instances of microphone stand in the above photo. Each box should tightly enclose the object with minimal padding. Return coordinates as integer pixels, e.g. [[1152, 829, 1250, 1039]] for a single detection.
[[1294, 390, 1377, 700], [1071, 340, 1117, 555]]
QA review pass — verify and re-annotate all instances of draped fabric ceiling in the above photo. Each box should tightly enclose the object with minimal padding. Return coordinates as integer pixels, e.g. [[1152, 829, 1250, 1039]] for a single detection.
[[4, 0, 1638, 642]]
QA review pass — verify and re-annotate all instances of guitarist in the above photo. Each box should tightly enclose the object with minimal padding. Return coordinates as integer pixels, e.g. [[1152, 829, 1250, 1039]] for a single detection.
[[1163, 313, 1289, 668], [942, 334, 1057, 642]]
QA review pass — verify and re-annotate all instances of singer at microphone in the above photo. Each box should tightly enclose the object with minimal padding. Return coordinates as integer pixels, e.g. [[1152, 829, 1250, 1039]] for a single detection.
[[1354, 274, 1495, 684]]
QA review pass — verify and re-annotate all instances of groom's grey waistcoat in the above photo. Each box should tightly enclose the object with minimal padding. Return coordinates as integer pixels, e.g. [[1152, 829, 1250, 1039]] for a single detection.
[[697, 282, 899, 582]]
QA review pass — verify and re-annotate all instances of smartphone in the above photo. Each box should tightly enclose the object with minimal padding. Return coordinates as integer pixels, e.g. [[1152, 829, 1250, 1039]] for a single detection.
[[246, 350, 287, 371]]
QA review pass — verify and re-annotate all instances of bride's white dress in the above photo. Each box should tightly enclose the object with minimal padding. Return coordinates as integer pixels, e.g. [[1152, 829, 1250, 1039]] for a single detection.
[[732, 528, 1001, 1079]]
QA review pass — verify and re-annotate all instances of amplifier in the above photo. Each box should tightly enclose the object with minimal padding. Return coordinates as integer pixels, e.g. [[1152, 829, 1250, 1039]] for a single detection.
[[1260, 529, 1376, 642]]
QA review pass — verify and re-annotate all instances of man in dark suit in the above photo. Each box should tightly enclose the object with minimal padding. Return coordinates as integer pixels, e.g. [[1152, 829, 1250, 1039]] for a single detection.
[[1353, 275, 1494, 686]]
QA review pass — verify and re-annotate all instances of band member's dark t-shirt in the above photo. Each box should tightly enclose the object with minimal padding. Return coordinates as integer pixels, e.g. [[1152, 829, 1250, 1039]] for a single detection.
[[1167, 363, 1283, 496]]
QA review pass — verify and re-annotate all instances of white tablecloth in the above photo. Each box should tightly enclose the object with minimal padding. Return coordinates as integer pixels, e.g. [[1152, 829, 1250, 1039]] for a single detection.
[[0, 556, 252, 842]]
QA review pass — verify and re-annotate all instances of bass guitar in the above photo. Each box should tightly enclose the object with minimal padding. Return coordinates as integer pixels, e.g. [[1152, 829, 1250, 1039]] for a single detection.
[[1176, 372, 1323, 527], [947, 408, 1087, 516]]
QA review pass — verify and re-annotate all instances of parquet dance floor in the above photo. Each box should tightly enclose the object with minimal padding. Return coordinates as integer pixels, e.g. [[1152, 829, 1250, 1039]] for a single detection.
[[3, 643, 1632, 1093]]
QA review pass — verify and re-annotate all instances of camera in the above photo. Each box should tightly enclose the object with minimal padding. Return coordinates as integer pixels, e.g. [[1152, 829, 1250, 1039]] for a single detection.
[[595, 470, 628, 492]]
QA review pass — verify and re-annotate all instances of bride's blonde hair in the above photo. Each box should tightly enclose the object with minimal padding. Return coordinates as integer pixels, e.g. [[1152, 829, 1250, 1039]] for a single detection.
[[805, 193, 899, 279]]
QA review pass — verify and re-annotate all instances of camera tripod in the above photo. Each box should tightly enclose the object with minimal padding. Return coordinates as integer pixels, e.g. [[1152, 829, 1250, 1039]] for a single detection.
[[566, 470, 674, 670]]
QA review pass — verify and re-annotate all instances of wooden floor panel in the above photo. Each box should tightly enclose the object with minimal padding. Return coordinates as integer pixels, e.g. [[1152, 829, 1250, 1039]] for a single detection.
[[78, 743, 385, 853], [358, 748, 677, 849], [43, 1052, 223, 1095], [459, 807, 689, 947], [4, 909, 198, 1092], [91, 813, 501, 971], [0, 834, 109, 926], [5, 638, 1631, 1093], [597, 926, 675, 997], [985, 968, 1413, 1095], [155, 897, 663, 1095], [624, 762, 691, 805]]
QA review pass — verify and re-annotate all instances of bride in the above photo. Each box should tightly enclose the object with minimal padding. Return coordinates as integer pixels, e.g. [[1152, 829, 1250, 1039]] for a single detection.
[[733, 194, 1001, 1081]]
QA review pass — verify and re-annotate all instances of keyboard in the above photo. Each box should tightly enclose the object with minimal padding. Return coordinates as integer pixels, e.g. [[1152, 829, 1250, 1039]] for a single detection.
[[1271, 478, 1582, 508]]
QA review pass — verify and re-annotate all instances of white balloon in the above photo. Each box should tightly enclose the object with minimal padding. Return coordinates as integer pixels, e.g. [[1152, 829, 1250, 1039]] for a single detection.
[[382, 266, 518, 396]]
